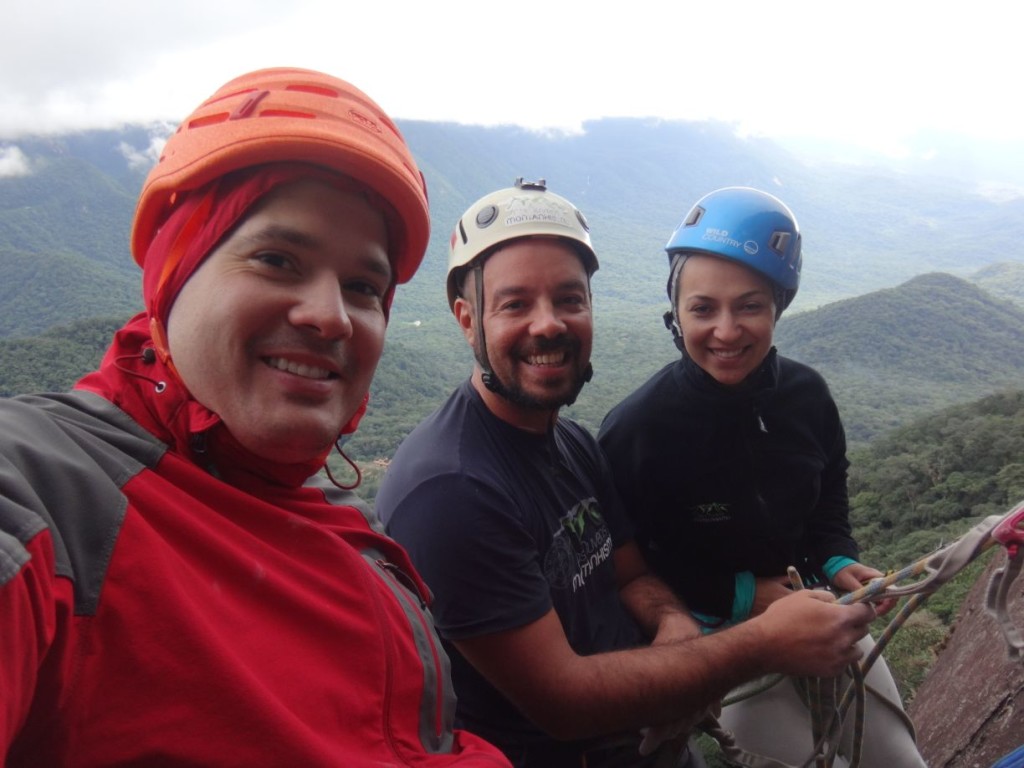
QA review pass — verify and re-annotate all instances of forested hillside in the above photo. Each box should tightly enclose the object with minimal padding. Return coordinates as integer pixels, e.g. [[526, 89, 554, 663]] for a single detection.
[[0, 136, 143, 335], [775, 272, 1024, 444], [850, 389, 1024, 569], [4, 269, 1024, 492], [0, 315, 127, 395], [839, 390, 1024, 701], [972, 260, 1024, 307]]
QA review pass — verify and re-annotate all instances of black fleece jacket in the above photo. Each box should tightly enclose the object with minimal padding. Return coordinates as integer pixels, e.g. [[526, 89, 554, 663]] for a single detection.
[[599, 348, 858, 619]]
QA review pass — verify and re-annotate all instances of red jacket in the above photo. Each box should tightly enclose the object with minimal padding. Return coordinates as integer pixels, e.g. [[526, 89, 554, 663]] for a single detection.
[[0, 315, 509, 767]]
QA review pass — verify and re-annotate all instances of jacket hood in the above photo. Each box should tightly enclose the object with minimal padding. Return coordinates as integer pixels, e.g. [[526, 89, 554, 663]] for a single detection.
[[75, 313, 327, 488], [72, 165, 387, 488]]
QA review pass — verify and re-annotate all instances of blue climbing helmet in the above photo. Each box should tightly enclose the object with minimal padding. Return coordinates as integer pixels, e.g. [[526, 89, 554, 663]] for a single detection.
[[665, 186, 802, 316]]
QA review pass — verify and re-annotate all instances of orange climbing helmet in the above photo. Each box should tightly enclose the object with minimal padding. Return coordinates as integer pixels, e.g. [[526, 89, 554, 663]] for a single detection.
[[131, 67, 429, 285]]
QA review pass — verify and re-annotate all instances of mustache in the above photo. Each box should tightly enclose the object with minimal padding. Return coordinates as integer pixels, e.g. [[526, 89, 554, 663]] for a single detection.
[[518, 335, 579, 355]]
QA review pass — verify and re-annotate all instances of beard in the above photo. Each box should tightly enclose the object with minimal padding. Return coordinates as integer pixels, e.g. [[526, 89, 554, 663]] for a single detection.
[[475, 335, 592, 410]]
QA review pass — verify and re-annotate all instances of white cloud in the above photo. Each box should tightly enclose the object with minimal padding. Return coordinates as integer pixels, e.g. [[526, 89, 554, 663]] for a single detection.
[[0, 0, 1021, 165], [0, 146, 31, 178], [118, 123, 174, 172], [0, 0, 296, 137]]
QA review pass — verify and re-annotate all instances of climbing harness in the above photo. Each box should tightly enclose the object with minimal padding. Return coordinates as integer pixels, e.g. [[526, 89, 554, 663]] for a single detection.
[[704, 500, 1024, 768]]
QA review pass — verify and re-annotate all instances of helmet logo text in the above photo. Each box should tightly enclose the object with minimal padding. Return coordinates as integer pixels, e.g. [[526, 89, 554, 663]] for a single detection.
[[504, 195, 574, 230]]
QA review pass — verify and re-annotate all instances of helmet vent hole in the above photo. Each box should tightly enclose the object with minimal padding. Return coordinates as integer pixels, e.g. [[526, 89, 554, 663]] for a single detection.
[[207, 87, 255, 107], [189, 113, 230, 129], [769, 231, 791, 254], [285, 84, 340, 98], [684, 206, 704, 227]]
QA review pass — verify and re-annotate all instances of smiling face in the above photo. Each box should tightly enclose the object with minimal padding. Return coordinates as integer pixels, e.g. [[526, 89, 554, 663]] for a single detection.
[[676, 254, 776, 387], [454, 238, 593, 432], [166, 178, 390, 464]]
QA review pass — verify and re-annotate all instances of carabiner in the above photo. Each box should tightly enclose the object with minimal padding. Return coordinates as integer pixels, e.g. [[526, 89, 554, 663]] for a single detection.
[[992, 500, 1024, 557]]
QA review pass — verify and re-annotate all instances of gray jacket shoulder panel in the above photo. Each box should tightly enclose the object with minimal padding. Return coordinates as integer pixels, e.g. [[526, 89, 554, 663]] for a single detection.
[[0, 391, 167, 615], [307, 473, 385, 534]]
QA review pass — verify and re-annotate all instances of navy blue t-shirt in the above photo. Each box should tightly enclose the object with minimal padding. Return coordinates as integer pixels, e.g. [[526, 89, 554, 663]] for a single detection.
[[376, 380, 645, 753]]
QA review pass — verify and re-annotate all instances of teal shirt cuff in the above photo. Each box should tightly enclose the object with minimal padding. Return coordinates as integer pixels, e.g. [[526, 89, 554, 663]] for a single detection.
[[732, 570, 755, 623], [824, 556, 858, 582]]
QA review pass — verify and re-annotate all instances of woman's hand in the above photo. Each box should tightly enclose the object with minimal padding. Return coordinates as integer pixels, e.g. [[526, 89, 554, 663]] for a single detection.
[[832, 563, 897, 615]]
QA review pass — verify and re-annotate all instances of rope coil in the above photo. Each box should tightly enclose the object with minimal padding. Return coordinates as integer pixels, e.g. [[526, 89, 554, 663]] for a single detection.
[[706, 500, 1024, 768]]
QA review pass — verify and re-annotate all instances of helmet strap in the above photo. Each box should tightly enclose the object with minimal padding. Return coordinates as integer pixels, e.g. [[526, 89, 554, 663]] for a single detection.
[[469, 263, 509, 398], [663, 310, 685, 353], [665, 253, 688, 353]]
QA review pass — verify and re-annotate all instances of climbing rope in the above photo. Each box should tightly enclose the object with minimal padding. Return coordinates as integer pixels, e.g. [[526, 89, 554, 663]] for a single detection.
[[707, 500, 1024, 768]]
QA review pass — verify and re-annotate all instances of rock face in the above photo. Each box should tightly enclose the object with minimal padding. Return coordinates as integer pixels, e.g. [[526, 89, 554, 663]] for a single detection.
[[908, 552, 1024, 767]]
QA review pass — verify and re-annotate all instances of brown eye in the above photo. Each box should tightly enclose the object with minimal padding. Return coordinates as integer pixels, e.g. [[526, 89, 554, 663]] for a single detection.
[[345, 280, 383, 298], [255, 252, 296, 271]]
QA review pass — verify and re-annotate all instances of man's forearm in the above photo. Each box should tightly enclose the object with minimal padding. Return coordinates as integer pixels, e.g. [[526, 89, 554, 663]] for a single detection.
[[619, 572, 699, 642], [537, 616, 771, 738], [614, 542, 698, 641]]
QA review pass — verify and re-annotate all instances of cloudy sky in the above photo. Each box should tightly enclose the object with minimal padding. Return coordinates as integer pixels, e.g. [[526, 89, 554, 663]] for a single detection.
[[1, 0, 1020, 164]]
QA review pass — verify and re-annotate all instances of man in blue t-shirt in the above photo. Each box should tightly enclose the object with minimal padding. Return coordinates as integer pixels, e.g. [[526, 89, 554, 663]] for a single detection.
[[376, 178, 877, 768]]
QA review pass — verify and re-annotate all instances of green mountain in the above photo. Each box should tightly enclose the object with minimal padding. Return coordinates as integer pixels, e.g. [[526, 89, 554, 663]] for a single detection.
[[0, 135, 144, 335], [775, 272, 1024, 445], [0, 138, 141, 273], [6, 118, 1024, 341], [393, 118, 1024, 322], [972, 261, 1024, 307], [0, 249, 139, 337]]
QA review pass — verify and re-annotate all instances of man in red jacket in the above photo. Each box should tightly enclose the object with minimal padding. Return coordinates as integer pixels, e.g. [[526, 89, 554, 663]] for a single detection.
[[0, 67, 509, 767]]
